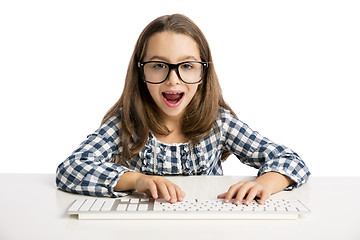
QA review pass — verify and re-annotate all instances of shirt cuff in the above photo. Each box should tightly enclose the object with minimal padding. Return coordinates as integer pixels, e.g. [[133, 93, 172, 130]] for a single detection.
[[257, 166, 301, 191]]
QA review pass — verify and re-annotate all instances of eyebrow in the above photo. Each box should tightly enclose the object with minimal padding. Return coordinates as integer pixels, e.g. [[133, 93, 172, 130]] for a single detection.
[[147, 55, 200, 62]]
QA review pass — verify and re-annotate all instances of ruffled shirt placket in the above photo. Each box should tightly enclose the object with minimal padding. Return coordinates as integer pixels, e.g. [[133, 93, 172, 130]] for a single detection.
[[155, 143, 167, 176], [181, 145, 193, 175], [139, 133, 216, 176]]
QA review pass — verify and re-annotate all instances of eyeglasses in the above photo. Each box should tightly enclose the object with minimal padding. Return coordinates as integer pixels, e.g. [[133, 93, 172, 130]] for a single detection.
[[138, 61, 209, 84]]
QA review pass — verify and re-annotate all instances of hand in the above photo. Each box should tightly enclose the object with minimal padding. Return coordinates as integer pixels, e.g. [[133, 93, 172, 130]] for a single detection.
[[217, 180, 271, 206], [134, 174, 185, 204]]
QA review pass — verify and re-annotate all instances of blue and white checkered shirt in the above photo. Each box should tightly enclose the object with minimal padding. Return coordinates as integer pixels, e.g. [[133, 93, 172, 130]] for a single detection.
[[56, 109, 310, 197]]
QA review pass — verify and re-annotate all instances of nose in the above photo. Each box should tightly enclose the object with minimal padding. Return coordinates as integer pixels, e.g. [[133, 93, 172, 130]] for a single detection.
[[166, 68, 182, 85]]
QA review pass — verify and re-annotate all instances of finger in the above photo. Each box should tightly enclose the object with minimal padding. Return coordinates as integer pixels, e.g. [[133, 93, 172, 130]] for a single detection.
[[223, 182, 245, 203], [148, 181, 158, 199], [234, 183, 252, 205], [223, 186, 237, 203], [167, 184, 178, 204], [175, 186, 184, 202], [217, 192, 227, 199], [244, 186, 260, 205], [157, 181, 170, 201], [257, 190, 270, 205]]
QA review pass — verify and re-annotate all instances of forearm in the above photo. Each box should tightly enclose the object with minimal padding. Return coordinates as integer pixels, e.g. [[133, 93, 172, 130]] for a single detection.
[[254, 171, 295, 194], [114, 171, 142, 191]]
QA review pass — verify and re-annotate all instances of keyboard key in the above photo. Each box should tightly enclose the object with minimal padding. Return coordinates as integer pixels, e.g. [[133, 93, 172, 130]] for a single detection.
[[116, 204, 127, 211], [287, 207, 298, 212], [266, 207, 276, 211], [68, 199, 85, 212], [101, 199, 115, 211], [253, 206, 265, 212], [79, 199, 96, 211], [276, 207, 287, 212], [138, 204, 148, 211], [130, 198, 139, 204], [90, 199, 105, 211], [127, 204, 138, 211]]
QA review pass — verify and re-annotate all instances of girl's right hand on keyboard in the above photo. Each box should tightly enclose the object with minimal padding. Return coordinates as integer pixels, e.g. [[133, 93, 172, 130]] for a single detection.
[[134, 174, 185, 204]]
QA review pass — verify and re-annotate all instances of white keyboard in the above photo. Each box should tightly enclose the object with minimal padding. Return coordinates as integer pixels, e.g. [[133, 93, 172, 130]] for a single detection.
[[67, 197, 310, 220]]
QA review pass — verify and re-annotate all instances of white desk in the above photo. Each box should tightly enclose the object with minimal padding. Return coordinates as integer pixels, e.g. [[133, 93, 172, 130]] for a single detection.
[[0, 174, 359, 240]]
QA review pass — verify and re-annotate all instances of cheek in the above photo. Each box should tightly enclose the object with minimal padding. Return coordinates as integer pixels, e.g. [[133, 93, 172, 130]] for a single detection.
[[146, 84, 159, 100], [187, 85, 199, 100]]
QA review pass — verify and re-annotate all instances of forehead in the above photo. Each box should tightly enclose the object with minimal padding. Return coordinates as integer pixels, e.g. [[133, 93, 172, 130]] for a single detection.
[[144, 31, 200, 62]]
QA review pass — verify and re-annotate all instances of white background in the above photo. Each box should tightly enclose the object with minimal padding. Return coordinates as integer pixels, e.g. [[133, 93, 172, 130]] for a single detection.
[[1, 0, 359, 176]]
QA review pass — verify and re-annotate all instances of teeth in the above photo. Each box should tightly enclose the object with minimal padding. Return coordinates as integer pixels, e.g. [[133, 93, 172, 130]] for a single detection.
[[164, 92, 182, 95]]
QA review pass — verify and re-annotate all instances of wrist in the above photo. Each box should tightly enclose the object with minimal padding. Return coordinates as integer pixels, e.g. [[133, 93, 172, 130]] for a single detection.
[[114, 171, 142, 191], [254, 176, 275, 194], [255, 172, 294, 194]]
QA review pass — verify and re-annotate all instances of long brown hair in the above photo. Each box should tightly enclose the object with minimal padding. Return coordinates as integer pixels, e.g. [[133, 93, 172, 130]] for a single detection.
[[102, 14, 236, 164]]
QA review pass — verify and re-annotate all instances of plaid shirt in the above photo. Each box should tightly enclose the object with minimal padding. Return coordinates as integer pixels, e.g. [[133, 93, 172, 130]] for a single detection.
[[56, 109, 310, 197]]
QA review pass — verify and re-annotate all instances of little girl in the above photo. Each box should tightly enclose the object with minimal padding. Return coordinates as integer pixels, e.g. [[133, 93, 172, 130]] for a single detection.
[[56, 14, 310, 206]]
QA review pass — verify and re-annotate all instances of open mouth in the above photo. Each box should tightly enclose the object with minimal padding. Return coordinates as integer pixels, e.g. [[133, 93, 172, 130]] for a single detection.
[[162, 91, 185, 107]]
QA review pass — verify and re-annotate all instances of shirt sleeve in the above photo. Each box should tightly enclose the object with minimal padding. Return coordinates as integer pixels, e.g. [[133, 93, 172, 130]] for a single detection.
[[219, 109, 310, 190], [56, 116, 133, 197]]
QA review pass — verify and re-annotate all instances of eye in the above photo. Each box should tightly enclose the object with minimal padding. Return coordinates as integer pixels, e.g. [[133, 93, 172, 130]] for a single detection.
[[181, 63, 193, 70], [152, 62, 167, 69]]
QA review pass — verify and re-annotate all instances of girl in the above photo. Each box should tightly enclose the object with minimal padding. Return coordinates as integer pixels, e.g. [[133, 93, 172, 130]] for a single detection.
[[56, 14, 310, 206]]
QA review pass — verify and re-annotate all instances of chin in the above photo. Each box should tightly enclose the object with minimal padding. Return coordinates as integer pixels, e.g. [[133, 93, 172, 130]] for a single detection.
[[160, 106, 186, 118]]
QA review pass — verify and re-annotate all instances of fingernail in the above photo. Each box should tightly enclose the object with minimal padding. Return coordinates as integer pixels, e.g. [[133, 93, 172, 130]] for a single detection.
[[245, 200, 249, 205], [225, 199, 229, 203], [235, 200, 239, 205]]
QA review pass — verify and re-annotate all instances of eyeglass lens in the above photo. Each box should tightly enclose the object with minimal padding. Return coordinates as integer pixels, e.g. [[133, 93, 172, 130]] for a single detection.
[[143, 62, 204, 83]]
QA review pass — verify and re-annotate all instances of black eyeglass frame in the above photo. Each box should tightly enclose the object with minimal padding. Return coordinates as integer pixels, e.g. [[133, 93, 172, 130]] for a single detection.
[[138, 61, 209, 84]]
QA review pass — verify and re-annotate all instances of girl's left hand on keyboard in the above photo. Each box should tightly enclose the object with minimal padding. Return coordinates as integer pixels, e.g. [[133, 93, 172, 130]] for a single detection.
[[217, 180, 271, 206]]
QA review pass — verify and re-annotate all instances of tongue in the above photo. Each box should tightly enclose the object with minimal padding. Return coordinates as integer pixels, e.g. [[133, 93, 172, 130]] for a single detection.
[[164, 93, 182, 101]]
